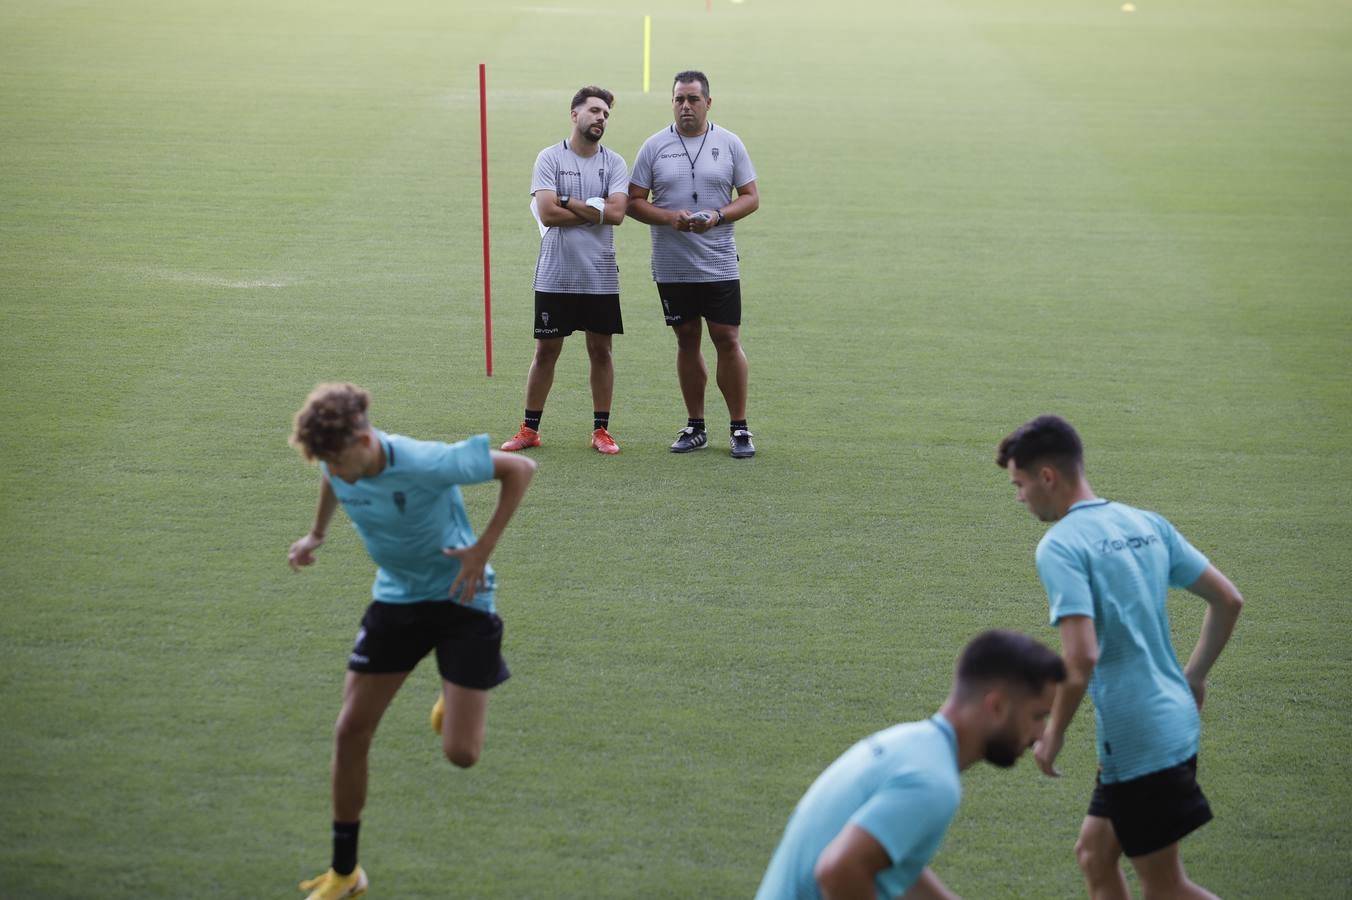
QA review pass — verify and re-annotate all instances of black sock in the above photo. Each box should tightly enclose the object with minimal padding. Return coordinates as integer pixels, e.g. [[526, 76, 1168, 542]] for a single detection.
[[593, 411, 610, 431], [524, 409, 542, 431], [731, 419, 748, 434], [332, 820, 360, 876], [687, 417, 706, 432]]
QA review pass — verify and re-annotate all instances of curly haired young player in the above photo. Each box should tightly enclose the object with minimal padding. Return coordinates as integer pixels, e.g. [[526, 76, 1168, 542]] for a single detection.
[[287, 383, 536, 899]]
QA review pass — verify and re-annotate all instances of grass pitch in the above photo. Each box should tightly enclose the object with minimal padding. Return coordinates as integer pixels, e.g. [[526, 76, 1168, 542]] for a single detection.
[[2, 0, 1349, 896]]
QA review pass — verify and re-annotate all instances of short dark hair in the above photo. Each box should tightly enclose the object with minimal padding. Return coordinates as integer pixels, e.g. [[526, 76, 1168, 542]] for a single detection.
[[571, 86, 614, 110], [672, 70, 710, 98], [996, 414, 1084, 476], [955, 630, 1066, 699]]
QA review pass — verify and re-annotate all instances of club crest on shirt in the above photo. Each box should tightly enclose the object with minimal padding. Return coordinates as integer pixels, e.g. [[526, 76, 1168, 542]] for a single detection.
[[393, 491, 407, 514], [711, 147, 719, 161]]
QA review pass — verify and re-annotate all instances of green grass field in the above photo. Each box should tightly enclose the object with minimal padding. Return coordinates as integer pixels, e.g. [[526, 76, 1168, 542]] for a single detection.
[[2, 0, 1350, 896]]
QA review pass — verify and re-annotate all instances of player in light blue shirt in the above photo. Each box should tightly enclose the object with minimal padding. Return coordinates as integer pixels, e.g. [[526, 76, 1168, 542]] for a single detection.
[[998, 415, 1243, 900], [287, 383, 536, 900], [756, 631, 1065, 900]]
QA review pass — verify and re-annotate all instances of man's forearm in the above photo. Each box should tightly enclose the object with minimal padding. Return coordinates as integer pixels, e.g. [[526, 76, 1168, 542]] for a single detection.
[[1184, 565, 1243, 683], [1048, 676, 1089, 738], [310, 479, 338, 537], [474, 459, 536, 557], [625, 196, 674, 226], [902, 867, 961, 900]]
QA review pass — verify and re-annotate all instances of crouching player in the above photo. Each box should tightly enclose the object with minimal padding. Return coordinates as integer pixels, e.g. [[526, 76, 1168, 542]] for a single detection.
[[287, 383, 536, 899], [755, 630, 1066, 899]]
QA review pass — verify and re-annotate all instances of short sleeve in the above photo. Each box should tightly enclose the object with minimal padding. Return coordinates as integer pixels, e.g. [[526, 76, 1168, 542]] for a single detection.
[[1157, 515, 1210, 589], [429, 433, 495, 486], [630, 139, 653, 190], [849, 777, 957, 868], [1036, 536, 1094, 625], [607, 153, 630, 196], [531, 148, 556, 195], [731, 135, 757, 188]]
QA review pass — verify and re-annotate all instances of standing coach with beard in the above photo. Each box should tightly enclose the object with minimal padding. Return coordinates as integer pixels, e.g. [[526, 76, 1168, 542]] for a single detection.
[[501, 86, 629, 457]]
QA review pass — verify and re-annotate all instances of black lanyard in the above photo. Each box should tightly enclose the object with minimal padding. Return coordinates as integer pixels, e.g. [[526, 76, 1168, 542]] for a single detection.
[[674, 125, 712, 204]]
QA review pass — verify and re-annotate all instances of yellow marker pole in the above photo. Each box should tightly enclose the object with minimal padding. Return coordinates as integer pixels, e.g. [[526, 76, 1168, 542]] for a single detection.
[[643, 16, 651, 93]]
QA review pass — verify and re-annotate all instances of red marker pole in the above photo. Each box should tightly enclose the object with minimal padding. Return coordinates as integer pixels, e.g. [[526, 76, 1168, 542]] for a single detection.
[[479, 63, 493, 377]]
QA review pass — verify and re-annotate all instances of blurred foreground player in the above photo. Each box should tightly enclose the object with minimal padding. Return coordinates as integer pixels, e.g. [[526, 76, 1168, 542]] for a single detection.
[[287, 383, 536, 899], [998, 414, 1243, 900], [755, 630, 1065, 899]]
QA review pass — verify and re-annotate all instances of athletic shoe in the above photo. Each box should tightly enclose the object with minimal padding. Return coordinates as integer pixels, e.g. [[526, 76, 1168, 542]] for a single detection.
[[591, 427, 620, 455], [501, 424, 541, 451], [430, 695, 443, 735], [669, 426, 708, 453], [730, 428, 756, 459], [300, 866, 368, 900]]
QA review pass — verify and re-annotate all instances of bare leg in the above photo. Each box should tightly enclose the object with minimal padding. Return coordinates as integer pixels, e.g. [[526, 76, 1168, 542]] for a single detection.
[[332, 671, 409, 822], [439, 681, 491, 769], [706, 321, 748, 422], [584, 331, 614, 415], [673, 319, 706, 420], [1076, 816, 1131, 900], [1131, 841, 1219, 900], [523, 338, 565, 413]]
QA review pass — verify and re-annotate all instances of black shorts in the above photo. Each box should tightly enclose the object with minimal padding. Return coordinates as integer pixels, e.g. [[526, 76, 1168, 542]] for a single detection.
[[1088, 755, 1213, 857], [534, 291, 623, 338], [348, 600, 510, 690], [656, 280, 741, 327]]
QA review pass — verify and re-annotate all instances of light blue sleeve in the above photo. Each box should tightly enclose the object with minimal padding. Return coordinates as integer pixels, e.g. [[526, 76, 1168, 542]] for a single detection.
[[1036, 535, 1095, 625], [731, 134, 757, 188], [423, 433, 494, 487], [1156, 515, 1210, 588], [629, 138, 654, 190], [848, 776, 957, 871]]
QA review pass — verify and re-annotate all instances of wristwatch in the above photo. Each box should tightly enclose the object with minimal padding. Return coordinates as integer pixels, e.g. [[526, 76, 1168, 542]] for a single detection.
[[557, 194, 571, 207], [715, 209, 726, 226]]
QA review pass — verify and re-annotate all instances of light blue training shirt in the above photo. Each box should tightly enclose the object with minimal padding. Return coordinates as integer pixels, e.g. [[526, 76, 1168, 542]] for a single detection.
[[321, 430, 498, 612], [755, 715, 961, 900], [1036, 499, 1210, 782]]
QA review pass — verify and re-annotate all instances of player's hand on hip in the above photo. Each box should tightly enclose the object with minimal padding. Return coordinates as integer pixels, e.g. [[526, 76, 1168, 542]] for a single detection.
[[287, 533, 323, 570], [1033, 728, 1064, 778], [444, 542, 489, 604]]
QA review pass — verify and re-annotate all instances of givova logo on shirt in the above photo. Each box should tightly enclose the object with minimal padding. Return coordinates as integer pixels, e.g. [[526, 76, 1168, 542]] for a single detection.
[[1096, 534, 1160, 555]]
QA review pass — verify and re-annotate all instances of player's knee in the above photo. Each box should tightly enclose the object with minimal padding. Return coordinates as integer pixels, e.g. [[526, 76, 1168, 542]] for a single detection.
[[334, 717, 375, 751], [534, 341, 563, 364], [708, 328, 741, 353], [443, 741, 481, 769], [1075, 835, 1113, 878]]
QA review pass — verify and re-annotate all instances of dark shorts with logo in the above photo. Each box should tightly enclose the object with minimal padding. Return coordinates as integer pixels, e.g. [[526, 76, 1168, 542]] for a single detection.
[[1088, 755, 1212, 857], [657, 280, 741, 327], [534, 291, 623, 338], [348, 600, 510, 690]]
